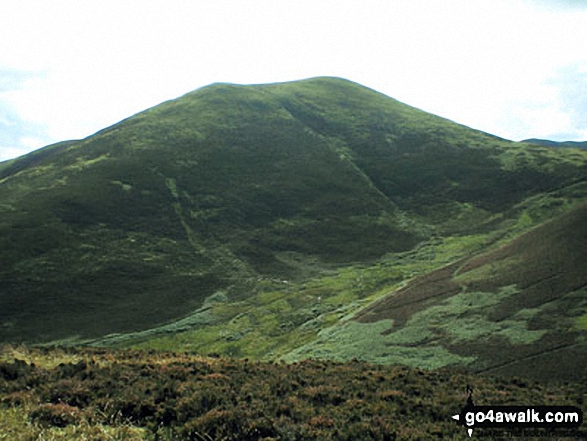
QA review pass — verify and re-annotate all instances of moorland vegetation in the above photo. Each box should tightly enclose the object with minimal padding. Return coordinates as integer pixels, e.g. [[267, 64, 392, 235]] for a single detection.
[[0, 77, 586, 438], [1, 346, 583, 440]]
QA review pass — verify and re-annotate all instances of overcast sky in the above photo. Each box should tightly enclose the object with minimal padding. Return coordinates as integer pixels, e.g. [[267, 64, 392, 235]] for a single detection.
[[1, 0, 586, 161]]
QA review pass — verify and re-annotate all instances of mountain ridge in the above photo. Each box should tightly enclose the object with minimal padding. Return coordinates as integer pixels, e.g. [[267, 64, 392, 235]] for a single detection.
[[522, 138, 587, 149], [1, 77, 586, 380]]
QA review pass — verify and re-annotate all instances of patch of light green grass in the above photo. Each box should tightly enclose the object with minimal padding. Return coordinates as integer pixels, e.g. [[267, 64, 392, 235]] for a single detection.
[[282, 319, 475, 369], [576, 314, 587, 331], [124, 233, 511, 357], [406, 286, 546, 344], [285, 284, 547, 367], [0, 404, 150, 441]]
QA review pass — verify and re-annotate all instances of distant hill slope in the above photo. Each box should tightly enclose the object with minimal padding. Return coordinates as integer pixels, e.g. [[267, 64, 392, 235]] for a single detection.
[[344, 203, 587, 381], [1, 76, 587, 378], [522, 138, 587, 149]]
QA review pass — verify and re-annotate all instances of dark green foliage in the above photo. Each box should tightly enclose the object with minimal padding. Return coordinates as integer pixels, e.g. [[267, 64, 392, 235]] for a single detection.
[[0, 359, 35, 381], [1, 76, 587, 353]]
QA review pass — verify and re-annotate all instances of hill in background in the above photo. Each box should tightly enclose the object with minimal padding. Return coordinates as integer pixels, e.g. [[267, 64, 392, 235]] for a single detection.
[[1, 77, 586, 381], [522, 138, 587, 150]]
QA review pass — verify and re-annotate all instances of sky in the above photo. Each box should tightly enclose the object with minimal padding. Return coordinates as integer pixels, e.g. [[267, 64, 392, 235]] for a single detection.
[[1, 0, 586, 161]]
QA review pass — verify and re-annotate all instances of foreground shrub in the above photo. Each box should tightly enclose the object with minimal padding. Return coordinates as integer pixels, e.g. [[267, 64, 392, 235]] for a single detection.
[[0, 359, 35, 381], [0, 348, 583, 440], [29, 403, 83, 428]]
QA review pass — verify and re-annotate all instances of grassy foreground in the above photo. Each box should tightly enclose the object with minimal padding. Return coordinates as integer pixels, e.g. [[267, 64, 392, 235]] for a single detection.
[[1, 346, 584, 440]]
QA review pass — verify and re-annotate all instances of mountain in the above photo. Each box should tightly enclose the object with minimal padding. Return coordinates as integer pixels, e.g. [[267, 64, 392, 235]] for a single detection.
[[522, 138, 587, 150], [1, 77, 586, 380]]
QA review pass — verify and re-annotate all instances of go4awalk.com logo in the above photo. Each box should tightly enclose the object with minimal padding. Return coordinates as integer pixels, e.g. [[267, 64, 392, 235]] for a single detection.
[[451, 385, 583, 437]]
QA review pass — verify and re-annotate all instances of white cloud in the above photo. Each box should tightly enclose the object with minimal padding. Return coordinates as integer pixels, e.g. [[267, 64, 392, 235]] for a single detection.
[[19, 136, 48, 151], [0, 69, 53, 161], [0, 145, 32, 162], [0, 0, 586, 161]]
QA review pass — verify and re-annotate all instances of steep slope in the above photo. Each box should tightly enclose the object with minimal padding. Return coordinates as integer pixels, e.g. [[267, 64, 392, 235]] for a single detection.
[[289, 203, 587, 381], [1, 77, 587, 351]]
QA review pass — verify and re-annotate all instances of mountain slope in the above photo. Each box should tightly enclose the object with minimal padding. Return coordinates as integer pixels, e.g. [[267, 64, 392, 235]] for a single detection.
[[1, 76, 587, 378], [522, 138, 587, 150], [310, 203, 587, 381]]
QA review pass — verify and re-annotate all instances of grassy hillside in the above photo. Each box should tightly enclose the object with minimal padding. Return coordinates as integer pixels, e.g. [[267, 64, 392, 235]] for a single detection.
[[301, 203, 587, 381], [1, 77, 587, 382]]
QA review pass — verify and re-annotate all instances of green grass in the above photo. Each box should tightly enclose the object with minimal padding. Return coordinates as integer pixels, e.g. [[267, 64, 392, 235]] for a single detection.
[[410, 287, 547, 345], [283, 285, 548, 367], [282, 319, 476, 369], [48, 200, 584, 383], [1, 77, 587, 383], [0, 405, 149, 441], [125, 228, 498, 358]]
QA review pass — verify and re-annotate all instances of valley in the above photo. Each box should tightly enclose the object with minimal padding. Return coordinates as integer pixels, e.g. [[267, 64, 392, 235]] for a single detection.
[[1, 77, 586, 438]]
